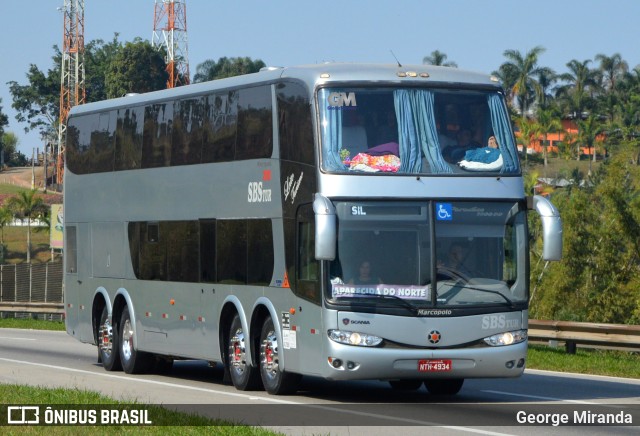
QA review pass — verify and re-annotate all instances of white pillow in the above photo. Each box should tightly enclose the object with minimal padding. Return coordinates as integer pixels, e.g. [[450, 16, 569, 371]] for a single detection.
[[458, 154, 504, 172]]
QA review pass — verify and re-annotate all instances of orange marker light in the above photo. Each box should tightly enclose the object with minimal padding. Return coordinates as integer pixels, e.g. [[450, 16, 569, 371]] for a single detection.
[[170, 299, 175, 305], [289, 308, 296, 315]]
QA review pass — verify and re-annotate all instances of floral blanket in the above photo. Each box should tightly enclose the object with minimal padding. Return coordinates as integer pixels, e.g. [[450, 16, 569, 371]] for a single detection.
[[348, 153, 401, 172]]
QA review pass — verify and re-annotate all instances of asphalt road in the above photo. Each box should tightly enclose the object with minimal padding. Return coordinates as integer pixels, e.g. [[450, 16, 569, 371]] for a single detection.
[[1, 328, 639, 435]]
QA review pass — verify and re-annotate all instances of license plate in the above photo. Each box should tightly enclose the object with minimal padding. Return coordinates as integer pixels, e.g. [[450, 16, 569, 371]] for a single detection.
[[418, 359, 452, 372]]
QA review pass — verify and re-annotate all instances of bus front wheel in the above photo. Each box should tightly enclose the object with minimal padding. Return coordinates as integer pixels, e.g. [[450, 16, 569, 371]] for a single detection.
[[98, 306, 121, 371], [259, 316, 301, 395], [227, 314, 260, 390]]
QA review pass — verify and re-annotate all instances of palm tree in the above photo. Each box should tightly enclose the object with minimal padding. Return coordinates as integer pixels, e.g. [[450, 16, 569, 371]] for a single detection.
[[595, 53, 628, 92], [515, 117, 540, 166], [536, 108, 563, 170], [577, 115, 603, 175], [422, 50, 458, 67], [556, 59, 599, 161], [0, 206, 12, 245], [6, 190, 46, 263], [557, 59, 599, 121], [498, 46, 547, 116]]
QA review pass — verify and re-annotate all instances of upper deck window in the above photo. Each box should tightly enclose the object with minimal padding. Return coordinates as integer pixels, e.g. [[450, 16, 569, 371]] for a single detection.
[[319, 87, 519, 175]]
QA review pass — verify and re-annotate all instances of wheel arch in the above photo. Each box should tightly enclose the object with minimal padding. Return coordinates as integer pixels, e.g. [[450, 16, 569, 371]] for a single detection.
[[113, 288, 136, 349], [91, 287, 111, 345]]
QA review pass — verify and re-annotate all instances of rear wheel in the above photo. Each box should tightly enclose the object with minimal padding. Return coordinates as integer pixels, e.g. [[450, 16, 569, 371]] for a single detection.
[[119, 306, 153, 374], [389, 380, 422, 391], [424, 378, 464, 395], [259, 316, 301, 395], [227, 314, 261, 390], [97, 306, 121, 371]]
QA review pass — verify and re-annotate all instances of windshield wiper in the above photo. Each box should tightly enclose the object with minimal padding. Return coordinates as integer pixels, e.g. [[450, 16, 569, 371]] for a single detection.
[[450, 284, 516, 309], [358, 293, 423, 315]]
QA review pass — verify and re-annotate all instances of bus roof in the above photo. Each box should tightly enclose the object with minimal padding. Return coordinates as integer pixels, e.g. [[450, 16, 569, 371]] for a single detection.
[[68, 63, 501, 117]]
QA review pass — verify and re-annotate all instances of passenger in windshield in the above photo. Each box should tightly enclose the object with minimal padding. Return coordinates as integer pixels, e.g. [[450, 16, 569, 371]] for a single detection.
[[439, 243, 472, 277], [348, 260, 382, 285], [442, 128, 481, 162]]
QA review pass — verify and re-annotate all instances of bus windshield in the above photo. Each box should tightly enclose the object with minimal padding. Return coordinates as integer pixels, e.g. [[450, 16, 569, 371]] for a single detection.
[[319, 87, 519, 176], [328, 201, 528, 309]]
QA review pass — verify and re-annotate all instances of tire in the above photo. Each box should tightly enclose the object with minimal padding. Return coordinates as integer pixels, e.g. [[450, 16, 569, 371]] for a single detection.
[[389, 380, 422, 391], [424, 379, 464, 395], [227, 314, 261, 390], [97, 306, 121, 371], [259, 316, 301, 395], [119, 306, 153, 374]]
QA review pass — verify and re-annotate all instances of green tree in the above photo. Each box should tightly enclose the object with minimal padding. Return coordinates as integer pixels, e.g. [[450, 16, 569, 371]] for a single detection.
[[556, 59, 600, 160], [84, 34, 126, 102], [536, 107, 563, 169], [577, 114, 603, 174], [7, 62, 60, 141], [515, 117, 540, 166], [422, 50, 457, 67], [104, 39, 168, 98], [595, 52, 628, 92], [6, 190, 47, 263], [1, 132, 18, 166], [498, 46, 547, 116], [192, 57, 266, 82]]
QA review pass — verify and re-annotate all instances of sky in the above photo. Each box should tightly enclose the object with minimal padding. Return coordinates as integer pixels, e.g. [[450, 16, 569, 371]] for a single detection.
[[1, 0, 639, 157]]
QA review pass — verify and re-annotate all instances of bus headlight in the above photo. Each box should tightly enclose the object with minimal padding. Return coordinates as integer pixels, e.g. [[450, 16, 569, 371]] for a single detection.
[[483, 330, 527, 346], [328, 329, 383, 347]]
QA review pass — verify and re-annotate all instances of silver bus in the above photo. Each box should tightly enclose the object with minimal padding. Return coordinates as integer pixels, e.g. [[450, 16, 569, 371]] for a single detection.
[[64, 63, 562, 395]]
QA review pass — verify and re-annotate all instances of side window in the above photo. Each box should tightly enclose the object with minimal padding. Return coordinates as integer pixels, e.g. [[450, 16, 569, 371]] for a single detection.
[[296, 204, 320, 304], [236, 86, 273, 160], [200, 219, 216, 283], [65, 226, 78, 274], [216, 220, 247, 284], [172, 98, 204, 166], [203, 91, 237, 163], [247, 219, 274, 285], [277, 82, 314, 165], [142, 103, 173, 168], [66, 113, 95, 175], [115, 106, 144, 171], [91, 111, 116, 173], [165, 221, 199, 282], [139, 222, 167, 280]]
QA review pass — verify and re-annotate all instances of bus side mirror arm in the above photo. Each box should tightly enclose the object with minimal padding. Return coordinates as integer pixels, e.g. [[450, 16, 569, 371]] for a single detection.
[[314, 194, 336, 260], [527, 195, 563, 261]]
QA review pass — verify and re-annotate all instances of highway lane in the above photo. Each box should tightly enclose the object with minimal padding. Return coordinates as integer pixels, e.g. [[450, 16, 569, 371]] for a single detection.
[[1, 328, 639, 435]]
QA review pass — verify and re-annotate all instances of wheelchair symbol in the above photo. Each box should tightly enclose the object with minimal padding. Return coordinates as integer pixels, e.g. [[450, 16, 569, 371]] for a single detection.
[[436, 203, 452, 221]]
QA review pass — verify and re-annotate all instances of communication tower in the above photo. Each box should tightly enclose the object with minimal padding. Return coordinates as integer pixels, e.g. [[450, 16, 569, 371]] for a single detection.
[[57, 0, 86, 185], [152, 0, 190, 88]]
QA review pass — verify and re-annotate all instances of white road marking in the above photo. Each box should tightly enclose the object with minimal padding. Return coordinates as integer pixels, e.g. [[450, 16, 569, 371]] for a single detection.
[[0, 356, 517, 434], [481, 389, 596, 404]]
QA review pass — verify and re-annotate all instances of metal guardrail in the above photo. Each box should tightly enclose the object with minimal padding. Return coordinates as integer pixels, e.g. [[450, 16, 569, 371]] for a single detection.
[[0, 302, 64, 314], [528, 319, 640, 353]]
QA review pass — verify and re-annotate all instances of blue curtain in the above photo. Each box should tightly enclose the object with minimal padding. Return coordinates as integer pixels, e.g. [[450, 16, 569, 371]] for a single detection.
[[320, 93, 345, 171], [394, 89, 452, 174], [487, 93, 519, 173]]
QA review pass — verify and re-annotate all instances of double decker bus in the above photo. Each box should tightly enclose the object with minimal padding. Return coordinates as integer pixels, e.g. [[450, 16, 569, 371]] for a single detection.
[[63, 63, 562, 395]]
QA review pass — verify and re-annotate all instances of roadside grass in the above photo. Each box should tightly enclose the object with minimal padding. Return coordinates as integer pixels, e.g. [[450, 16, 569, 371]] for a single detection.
[[526, 344, 640, 379], [0, 384, 279, 434], [0, 318, 65, 331]]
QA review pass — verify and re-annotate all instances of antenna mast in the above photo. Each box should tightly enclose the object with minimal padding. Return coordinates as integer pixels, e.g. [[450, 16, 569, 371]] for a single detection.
[[57, 0, 86, 185], [152, 0, 190, 88]]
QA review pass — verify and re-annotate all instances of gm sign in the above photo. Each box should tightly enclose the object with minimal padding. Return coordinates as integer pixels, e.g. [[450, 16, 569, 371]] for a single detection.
[[327, 92, 357, 108]]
